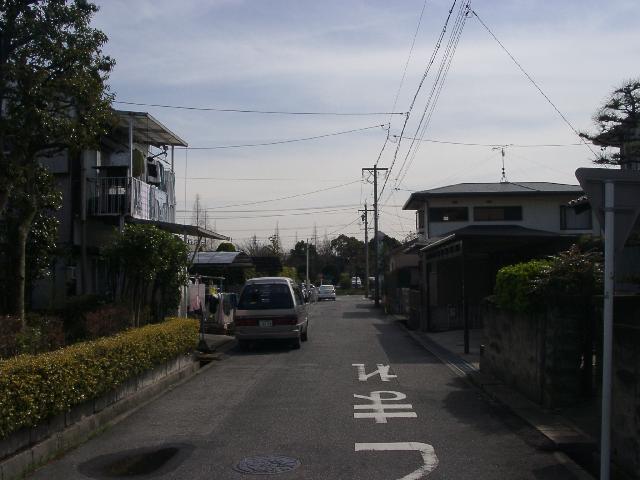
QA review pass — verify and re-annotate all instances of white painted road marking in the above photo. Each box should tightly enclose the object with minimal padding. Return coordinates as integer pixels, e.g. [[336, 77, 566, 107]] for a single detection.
[[353, 391, 417, 423], [355, 442, 439, 480], [352, 363, 397, 382]]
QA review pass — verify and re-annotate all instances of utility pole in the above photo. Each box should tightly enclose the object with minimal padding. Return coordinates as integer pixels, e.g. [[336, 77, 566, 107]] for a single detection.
[[306, 238, 310, 291], [359, 202, 374, 299], [362, 166, 388, 307]]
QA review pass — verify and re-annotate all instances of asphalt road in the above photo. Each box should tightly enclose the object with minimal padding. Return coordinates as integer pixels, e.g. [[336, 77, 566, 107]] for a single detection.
[[30, 296, 587, 479]]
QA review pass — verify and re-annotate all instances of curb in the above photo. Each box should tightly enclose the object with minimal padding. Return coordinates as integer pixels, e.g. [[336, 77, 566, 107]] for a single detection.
[[0, 342, 235, 480], [391, 315, 597, 480]]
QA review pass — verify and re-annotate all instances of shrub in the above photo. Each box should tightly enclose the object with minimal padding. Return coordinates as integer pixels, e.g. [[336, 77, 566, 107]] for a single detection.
[[534, 245, 603, 299], [0, 314, 64, 358], [84, 304, 130, 340], [494, 245, 603, 313], [0, 316, 23, 358], [494, 259, 551, 313], [0, 317, 198, 438]]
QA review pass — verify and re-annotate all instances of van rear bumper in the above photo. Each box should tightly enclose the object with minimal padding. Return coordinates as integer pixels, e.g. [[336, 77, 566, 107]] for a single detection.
[[235, 326, 301, 340]]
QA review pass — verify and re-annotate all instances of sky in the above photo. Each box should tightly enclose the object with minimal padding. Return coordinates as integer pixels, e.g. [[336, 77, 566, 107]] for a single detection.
[[92, 0, 639, 249]]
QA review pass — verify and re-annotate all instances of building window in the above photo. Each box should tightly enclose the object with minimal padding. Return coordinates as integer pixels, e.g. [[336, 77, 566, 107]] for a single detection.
[[428, 207, 468, 222], [473, 206, 522, 221], [560, 205, 592, 230]]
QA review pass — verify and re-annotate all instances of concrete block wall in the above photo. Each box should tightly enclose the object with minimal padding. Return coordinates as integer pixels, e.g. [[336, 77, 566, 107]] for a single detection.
[[612, 296, 640, 478]]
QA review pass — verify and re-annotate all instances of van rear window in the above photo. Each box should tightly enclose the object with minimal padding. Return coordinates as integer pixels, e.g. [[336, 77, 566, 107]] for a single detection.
[[238, 284, 294, 310]]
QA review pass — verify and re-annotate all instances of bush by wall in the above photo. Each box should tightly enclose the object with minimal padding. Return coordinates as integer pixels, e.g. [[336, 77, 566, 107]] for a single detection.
[[0, 317, 198, 438], [494, 259, 551, 313]]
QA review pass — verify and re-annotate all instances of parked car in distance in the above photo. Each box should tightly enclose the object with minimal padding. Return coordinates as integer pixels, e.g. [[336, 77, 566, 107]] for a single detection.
[[234, 277, 309, 349], [317, 284, 336, 301], [351, 276, 362, 288]]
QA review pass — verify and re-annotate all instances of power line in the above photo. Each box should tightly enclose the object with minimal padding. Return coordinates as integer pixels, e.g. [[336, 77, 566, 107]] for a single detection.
[[388, 0, 429, 124], [114, 100, 406, 116], [176, 203, 359, 213], [383, 0, 461, 193], [176, 209, 356, 221], [193, 180, 361, 209], [177, 176, 357, 182], [470, 9, 599, 159], [391, 135, 585, 148], [176, 124, 388, 150], [391, 1, 470, 195]]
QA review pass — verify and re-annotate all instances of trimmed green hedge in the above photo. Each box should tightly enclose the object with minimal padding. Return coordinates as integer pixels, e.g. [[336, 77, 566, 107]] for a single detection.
[[0, 317, 198, 438], [494, 259, 551, 313]]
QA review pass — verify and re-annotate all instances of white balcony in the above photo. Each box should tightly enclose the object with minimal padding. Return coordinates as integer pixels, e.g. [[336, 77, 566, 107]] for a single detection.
[[88, 174, 176, 223]]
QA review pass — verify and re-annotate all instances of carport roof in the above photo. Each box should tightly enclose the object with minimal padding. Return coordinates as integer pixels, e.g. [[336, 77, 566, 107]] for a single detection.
[[116, 110, 188, 147]]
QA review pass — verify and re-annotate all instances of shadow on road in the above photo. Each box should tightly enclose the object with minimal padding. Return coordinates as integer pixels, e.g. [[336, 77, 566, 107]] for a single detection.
[[227, 339, 299, 356]]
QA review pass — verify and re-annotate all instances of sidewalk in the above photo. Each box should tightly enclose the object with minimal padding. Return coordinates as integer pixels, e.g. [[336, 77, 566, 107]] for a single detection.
[[391, 313, 599, 480]]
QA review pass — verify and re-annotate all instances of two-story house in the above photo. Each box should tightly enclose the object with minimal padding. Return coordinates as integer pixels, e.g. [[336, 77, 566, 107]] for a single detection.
[[402, 182, 598, 331], [34, 110, 228, 308]]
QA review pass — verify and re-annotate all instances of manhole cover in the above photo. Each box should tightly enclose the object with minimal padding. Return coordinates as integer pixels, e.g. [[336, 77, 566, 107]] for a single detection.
[[234, 455, 301, 475], [78, 444, 194, 479]]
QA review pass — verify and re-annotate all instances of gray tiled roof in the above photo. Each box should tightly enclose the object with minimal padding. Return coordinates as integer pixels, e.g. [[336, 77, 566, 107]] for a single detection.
[[403, 182, 583, 209], [414, 182, 582, 195]]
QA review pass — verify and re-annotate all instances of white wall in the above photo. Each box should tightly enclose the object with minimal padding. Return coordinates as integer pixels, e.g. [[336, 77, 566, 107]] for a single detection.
[[416, 194, 600, 238]]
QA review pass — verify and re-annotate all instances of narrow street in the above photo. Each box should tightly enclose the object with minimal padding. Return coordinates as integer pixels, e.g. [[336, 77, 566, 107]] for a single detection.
[[32, 296, 586, 479]]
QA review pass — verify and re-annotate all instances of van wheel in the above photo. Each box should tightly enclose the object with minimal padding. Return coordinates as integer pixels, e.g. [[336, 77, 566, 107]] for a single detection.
[[301, 328, 308, 342], [292, 336, 301, 349]]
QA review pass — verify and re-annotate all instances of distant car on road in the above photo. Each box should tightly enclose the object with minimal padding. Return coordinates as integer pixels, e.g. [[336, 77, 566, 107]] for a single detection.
[[317, 284, 336, 301], [234, 277, 309, 349]]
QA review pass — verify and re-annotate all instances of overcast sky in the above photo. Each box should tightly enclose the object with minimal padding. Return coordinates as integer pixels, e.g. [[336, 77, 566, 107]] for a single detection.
[[93, 0, 639, 249]]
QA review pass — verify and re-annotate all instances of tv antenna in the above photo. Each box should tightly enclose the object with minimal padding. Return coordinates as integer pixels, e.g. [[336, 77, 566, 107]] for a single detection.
[[493, 146, 508, 183]]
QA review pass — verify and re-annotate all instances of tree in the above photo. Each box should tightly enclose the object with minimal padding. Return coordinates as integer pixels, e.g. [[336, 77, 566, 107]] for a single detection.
[[0, 166, 61, 312], [216, 242, 236, 252], [0, 0, 115, 323], [331, 234, 365, 276], [286, 240, 317, 280], [238, 235, 270, 256], [580, 78, 640, 167], [104, 224, 189, 326]]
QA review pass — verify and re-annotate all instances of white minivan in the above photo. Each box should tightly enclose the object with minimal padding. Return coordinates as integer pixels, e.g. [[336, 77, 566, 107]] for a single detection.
[[234, 277, 309, 349]]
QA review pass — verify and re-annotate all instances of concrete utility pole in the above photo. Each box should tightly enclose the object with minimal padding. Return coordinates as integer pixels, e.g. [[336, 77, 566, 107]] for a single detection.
[[359, 203, 374, 299], [362, 166, 388, 307], [306, 238, 310, 290]]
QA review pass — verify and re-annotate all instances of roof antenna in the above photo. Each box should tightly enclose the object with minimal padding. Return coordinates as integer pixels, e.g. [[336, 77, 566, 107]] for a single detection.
[[493, 146, 508, 183]]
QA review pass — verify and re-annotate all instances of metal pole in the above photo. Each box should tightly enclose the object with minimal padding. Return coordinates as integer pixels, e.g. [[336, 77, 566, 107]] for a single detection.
[[306, 239, 310, 290], [600, 180, 615, 480], [364, 203, 370, 299], [462, 241, 469, 354], [373, 170, 380, 306]]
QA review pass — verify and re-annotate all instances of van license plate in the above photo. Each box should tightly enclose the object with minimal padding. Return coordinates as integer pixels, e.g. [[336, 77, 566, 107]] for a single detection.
[[259, 320, 272, 327]]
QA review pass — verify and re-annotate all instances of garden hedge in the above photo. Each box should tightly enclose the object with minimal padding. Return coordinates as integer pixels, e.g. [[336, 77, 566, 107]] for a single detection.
[[0, 317, 198, 438], [494, 259, 551, 313]]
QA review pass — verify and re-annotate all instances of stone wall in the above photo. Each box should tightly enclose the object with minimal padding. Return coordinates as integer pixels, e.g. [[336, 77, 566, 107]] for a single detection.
[[481, 307, 543, 403], [612, 296, 640, 477], [480, 301, 590, 409], [482, 296, 640, 478]]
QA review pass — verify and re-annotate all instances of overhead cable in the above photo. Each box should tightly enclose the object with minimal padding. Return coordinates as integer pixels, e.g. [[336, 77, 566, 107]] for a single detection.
[[391, 135, 585, 148], [470, 9, 599, 159], [382, 0, 461, 195], [178, 124, 388, 150], [202, 180, 361, 209], [392, 1, 471, 193], [114, 100, 406, 116]]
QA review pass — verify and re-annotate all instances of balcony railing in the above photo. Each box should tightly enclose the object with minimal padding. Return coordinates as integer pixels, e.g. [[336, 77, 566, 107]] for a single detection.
[[88, 175, 176, 223]]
